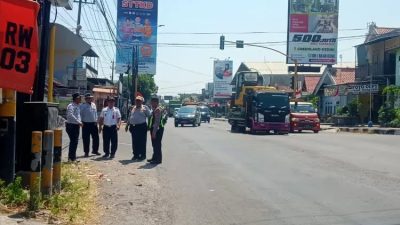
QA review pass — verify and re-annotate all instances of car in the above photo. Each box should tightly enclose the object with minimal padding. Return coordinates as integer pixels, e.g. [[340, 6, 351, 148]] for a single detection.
[[174, 106, 201, 127], [173, 108, 180, 118], [198, 106, 211, 123]]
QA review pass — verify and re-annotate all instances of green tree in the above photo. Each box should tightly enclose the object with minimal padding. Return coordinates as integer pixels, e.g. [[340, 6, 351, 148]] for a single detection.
[[122, 74, 158, 103]]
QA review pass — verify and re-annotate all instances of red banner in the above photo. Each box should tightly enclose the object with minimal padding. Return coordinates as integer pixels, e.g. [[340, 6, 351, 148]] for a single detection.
[[0, 0, 40, 94]]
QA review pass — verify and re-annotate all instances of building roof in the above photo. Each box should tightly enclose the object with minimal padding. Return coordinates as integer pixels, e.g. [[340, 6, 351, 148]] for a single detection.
[[331, 68, 356, 85], [363, 23, 400, 45], [304, 76, 320, 93]]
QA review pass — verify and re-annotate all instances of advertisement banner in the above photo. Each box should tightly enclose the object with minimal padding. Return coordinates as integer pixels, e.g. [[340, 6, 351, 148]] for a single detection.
[[287, 0, 339, 65], [213, 60, 233, 99], [116, 0, 158, 75], [0, 0, 40, 94]]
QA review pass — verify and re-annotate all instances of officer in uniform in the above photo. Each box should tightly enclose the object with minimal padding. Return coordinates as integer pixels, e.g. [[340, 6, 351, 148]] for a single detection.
[[80, 93, 100, 157], [98, 97, 121, 159], [148, 97, 165, 164], [126, 96, 151, 161], [66, 93, 82, 162]]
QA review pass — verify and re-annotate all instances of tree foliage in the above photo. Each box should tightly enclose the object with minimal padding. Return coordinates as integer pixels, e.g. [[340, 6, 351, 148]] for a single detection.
[[121, 74, 158, 103]]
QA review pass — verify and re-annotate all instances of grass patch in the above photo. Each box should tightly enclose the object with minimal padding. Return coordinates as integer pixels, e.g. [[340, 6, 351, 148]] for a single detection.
[[0, 162, 99, 225]]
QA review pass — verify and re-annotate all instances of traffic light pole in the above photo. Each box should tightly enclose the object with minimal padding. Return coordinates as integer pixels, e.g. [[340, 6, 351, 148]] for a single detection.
[[223, 40, 299, 98]]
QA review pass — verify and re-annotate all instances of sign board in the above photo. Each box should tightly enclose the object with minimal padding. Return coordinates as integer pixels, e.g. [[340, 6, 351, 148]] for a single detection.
[[287, 0, 339, 65], [115, 0, 158, 75], [213, 60, 233, 99], [0, 0, 40, 94], [324, 83, 379, 96], [164, 95, 173, 101]]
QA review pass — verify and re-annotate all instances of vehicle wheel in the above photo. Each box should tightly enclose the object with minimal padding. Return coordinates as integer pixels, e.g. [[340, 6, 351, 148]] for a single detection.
[[239, 126, 246, 133], [208, 119, 210, 123], [231, 125, 238, 133], [181, 124, 184, 127], [250, 127, 256, 135], [198, 122, 201, 126], [298, 130, 302, 133], [289, 128, 294, 133], [193, 123, 196, 127], [314, 130, 319, 133], [174, 123, 178, 127]]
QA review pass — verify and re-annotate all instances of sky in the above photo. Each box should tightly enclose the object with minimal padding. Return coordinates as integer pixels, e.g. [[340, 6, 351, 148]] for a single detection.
[[51, 0, 400, 96]]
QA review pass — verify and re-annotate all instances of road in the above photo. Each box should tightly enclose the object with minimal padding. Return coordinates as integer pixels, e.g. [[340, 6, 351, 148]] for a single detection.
[[88, 120, 400, 225]]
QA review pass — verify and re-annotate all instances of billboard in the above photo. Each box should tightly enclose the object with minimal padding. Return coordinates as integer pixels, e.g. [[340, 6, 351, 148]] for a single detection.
[[116, 0, 158, 75], [287, 0, 339, 65], [213, 60, 233, 99]]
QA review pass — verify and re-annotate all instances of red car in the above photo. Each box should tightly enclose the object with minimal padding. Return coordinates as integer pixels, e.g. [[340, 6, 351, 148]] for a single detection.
[[290, 102, 320, 133]]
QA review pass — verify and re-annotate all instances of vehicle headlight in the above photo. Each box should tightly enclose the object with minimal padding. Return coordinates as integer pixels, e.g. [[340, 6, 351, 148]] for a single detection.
[[315, 118, 320, 123], [188, 115, 195, 118], [285, 114, 290, 123], [291, 118, 299, 122]]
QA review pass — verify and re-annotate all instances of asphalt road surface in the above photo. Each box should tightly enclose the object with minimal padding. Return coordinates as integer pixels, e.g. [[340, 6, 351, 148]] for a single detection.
[[88, 120, 400, 225]]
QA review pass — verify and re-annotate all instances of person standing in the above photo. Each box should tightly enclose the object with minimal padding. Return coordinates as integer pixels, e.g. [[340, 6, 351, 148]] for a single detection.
[[80, 93, 100, 157], [66, 93, 82, 162], [98, 97, 121, 159], [126, 96, 151, 161], [148, 97, 165, 164]]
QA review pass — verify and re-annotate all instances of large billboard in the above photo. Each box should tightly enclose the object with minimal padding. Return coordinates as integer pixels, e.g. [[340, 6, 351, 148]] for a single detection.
[[213, 60, 233, 99], [116, 0, 158, 75], [287, 0, 339, 65]]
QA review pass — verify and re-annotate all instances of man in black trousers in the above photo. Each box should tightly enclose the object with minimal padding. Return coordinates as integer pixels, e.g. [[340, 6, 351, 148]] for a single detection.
[[98, 97, 121, 159], [80, 93, 100, 157], [148, 97, 165, 164], [65, 93, 82, 162]]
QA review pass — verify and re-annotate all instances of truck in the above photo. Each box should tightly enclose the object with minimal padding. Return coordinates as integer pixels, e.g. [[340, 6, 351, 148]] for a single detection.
[[167, 100, 182, 117], [289, 101, 320, 133], [228, 71, 290, 134]]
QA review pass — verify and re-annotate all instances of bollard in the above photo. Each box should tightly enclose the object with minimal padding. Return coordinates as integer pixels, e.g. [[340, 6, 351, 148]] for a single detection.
[[29, 131, 42, 211], [41, 130, 54, 196], [53, 129, 62, 193]]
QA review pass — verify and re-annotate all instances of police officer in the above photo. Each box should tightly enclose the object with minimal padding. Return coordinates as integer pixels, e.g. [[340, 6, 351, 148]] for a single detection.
[[126, 96, 151, 161], [148, 97, 165, 164], [98, 97, 121, 159], [66, 93, 82, 162], [80, 93, 100, 157]]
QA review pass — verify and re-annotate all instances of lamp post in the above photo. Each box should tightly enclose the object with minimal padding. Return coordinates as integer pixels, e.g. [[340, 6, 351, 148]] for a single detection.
[[367, 60, 373, 127]]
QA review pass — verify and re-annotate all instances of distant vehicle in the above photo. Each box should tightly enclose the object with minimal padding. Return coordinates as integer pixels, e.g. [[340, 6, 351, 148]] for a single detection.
[[228, 71, 290, 134], [198, 106, 211, 123], [174, 106, 201, 127], [173, 108, 180, 117], [289, 102, 320, 133], [168, 100, 182, 117]]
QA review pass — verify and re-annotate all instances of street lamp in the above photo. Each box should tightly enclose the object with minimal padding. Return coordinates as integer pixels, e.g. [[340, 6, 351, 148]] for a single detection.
[[367, 60, 373, 127]]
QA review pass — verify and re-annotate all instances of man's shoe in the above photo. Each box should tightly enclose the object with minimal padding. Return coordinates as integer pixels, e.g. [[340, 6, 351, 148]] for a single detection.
[[138, 157, 146, 161], [84, 153, 89, 158], [92, 152, 101, 156], [102, 154, 110, 158], [147, 158, 154, 162], [109, 154, 115, 159], [149, 160, 161, 164], [131, 156, 139, 161]]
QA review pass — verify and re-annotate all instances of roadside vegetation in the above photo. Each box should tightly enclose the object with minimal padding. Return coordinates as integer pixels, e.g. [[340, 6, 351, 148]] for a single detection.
[[0, 163, 99, 225], [378, 85, 400, 127]]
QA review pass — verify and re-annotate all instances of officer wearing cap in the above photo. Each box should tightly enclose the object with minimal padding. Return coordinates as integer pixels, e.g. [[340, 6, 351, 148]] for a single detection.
[[66, 93, 82, 162], [98, 96, 121, 159], [126, 95, 151, 161], [80, 93, 100, 157]]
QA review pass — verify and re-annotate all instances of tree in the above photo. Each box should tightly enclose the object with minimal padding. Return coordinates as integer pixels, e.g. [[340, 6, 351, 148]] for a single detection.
[[121, 74, 158, 103]]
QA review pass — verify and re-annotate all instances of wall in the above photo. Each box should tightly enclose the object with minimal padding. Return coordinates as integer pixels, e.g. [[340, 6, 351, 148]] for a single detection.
[[396, 49, 400, 86]]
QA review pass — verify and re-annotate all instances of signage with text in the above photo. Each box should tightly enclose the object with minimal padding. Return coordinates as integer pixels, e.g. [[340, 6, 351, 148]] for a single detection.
[[0, 0, 40, 94]]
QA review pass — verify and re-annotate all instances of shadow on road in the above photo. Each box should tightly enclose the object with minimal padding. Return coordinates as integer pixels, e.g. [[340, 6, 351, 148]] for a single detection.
[[138, 163, 159, 169], [91, 157, 111, 161], [119, 159, 135, 165]]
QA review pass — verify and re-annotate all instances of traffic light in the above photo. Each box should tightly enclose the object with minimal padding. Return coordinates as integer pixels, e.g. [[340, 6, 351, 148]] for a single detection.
[[219, 35, 225, 50]]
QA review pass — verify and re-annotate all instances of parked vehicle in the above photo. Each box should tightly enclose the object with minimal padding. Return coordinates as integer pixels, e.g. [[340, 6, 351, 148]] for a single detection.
[[174, 106, 201, 127], [198, 106, 211, 123], [228, 71, 290, 134], [168, 100, 182, 117], [173, 108, 180, 117], [289, 101, 320, 133]]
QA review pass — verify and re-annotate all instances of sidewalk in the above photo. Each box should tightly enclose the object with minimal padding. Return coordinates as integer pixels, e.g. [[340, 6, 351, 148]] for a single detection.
[[337, 126, 400, 135]]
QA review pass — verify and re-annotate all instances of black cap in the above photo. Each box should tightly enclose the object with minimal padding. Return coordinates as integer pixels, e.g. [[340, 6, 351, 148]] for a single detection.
[[84, 93, 94, 98], [107, 96, 115, 101], [72, 93, 81, 100]]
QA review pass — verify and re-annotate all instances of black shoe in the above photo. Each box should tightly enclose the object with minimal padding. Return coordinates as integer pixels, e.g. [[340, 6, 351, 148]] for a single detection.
[[149, 160, 161, 164], [102, 154, 110, 158], [138, 157, 146, 161], [109, 154, 115, 159], [92, 152, 101, 156], [147, 158, 154, 162], [131, 156, 139, 161], [84, 153, 89, 158]]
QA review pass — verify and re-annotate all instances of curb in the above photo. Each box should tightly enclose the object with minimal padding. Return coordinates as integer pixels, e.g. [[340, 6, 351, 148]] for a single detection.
[[338, 127, 400, 135]]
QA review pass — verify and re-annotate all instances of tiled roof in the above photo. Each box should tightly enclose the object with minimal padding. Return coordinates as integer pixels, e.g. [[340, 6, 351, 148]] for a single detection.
[[304, 76, 320, 93], [375, 27, 396, 35], [332, 68, 355, 85]]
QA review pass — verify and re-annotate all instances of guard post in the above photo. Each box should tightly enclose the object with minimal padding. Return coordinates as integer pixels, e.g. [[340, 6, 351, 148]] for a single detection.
[[29, 131, 42, 211], [41, 130, 54, 196], [53, 129, 62, 193]]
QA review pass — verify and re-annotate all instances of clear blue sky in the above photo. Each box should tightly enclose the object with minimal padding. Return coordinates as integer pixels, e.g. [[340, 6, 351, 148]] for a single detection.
[[51, 0, 399, 96]]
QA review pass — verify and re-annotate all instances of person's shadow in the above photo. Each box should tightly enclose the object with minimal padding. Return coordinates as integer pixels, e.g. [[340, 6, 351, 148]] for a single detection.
[[138, 163, 159, 169], [119, 159, 134, 165]]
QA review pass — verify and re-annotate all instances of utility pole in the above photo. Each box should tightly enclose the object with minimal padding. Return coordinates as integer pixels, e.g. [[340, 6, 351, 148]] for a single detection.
[[72, 0, 95, 88], [131, 45, 139, 103], [111, 61, 115, 84]]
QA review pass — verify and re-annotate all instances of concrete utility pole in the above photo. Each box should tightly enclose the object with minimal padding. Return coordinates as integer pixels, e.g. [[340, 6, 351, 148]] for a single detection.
[[111, 61, 115, 84], [132, 45, 139, 102]]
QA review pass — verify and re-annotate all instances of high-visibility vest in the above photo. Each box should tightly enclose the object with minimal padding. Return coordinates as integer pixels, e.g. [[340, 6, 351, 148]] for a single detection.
[[148, 108, 166, 129]]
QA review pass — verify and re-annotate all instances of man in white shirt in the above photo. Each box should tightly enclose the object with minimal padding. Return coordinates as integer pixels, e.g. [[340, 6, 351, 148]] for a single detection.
[[80, 93, 100, 157], [98, 97, 121, 159], [66, 93, 82, 162]]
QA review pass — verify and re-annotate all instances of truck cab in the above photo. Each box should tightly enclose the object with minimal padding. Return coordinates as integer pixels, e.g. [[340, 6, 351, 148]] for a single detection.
[[289, 102, 320, 133]]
